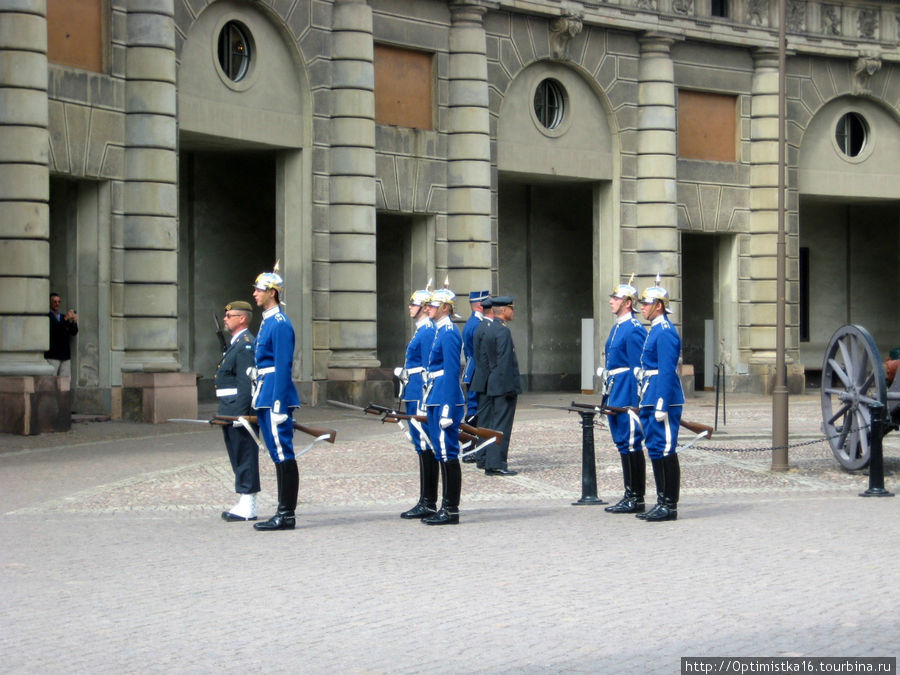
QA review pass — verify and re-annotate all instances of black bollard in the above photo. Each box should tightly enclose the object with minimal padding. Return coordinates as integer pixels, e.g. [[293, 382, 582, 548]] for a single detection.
[[572, 409, 606, 506], [861, 402, 894, 498]]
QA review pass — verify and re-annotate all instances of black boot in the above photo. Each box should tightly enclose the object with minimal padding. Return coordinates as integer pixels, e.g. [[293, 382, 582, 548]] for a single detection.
[[401, 452, 438, 519], [423, 460, 460, 525], [255, 460, 298, 531], [636, 458, 664, 520], [645, 454, 679, 522], [606, 454, 644, 513], [630, 450, 646, 503]]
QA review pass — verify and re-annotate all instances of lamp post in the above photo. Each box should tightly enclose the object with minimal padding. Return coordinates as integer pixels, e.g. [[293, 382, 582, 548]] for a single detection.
[[772, 0, 790, 471]]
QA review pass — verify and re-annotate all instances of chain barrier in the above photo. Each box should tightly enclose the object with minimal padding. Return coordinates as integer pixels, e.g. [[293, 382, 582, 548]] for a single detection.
[[570, 409, 879, 455], [686, 422, 873, 453]]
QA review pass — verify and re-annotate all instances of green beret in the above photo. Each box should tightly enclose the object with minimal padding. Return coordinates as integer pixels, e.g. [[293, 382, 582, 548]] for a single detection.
[[225, 300, 253, 312]]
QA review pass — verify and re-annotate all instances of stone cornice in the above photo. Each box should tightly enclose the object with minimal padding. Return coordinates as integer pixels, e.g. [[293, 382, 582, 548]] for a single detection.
[[495, 0, 900, 62]]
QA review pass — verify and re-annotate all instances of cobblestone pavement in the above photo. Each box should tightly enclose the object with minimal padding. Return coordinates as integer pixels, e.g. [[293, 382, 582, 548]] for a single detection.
[[1, 392, 897, 673]]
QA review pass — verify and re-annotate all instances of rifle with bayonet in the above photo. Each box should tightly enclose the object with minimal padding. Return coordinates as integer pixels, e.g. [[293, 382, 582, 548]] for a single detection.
[[327, 399, 503, 443], [169, 414, 337, 444], [213, 312, 227, 353], [569, 401, 713, 438], [363, 402, 503, 443]]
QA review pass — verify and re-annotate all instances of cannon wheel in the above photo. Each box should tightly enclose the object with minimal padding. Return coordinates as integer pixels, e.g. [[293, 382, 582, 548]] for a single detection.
[[821, 325, 887, 470]]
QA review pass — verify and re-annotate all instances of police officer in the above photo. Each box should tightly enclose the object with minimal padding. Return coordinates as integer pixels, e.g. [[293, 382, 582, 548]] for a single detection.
[[466, 297, 496, 468], [636, 276, 684, 522], [217, 300, 261, 521], [484, 296, 521, 476], [462, 290, 490, 423], [399, 285, 439, 520], [421, 284, 465, 525], [602, 278, 647, 514], [250, 266, 302, 532]]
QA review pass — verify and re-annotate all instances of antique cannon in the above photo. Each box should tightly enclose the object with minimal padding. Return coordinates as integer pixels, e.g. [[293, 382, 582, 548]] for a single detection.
[[821, 325, 900, 470]]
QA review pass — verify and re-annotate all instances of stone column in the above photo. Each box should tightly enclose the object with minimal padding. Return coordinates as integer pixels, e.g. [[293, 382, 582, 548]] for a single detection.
[[745, 49, 781, 385], [446, 1, 493, 296], [327, 0, 379, 381], [0, 0, 51, 378], [634, 33, 680, 307], [119, 1, 195, 421], [121, 0, 178, 373], [0, 1, 69, 433]]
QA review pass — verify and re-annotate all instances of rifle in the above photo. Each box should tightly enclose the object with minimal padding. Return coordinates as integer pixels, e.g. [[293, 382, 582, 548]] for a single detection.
[[363, 402, 503, 443], [213, 312, 226, 353], [569, 401, 713, 439], [213, 415, 337, 444]]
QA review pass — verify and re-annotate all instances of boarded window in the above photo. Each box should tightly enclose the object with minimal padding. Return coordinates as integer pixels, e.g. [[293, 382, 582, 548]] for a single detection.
[[374, 45, 433, 130], [48, 0, 104, 72], [677, 90, 737, 162]]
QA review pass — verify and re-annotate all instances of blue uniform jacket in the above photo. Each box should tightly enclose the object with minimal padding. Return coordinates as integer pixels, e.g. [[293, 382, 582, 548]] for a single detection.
[[462, 311, 482, 385], [424, 316, 464, 409], [604, 314, 645, 408], [254, 306, 301, 413], [638, 315, 685, 412], [401, 317, 435, 405]]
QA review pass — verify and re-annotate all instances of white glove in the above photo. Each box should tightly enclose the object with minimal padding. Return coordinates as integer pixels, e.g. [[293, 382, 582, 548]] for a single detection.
[[440, 416, 452, 429], [654, 398, 667, 423], [271, 411, 289, 426]]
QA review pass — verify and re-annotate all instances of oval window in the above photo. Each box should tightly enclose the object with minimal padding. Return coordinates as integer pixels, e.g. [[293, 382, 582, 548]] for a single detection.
[[217, 21, 252, 82], [835, 112, 868, 158], [534, 79, 566, 130]]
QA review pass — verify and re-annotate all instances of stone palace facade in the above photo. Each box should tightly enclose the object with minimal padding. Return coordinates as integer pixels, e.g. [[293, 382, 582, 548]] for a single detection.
[[1, 0, 898, 432]]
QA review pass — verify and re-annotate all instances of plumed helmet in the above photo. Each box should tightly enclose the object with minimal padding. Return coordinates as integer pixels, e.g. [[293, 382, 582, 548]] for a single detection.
[[640, 274, 671, 308], [428, 276, 456, 307], [253, 260, 284, 293], [409, 278, 433, 306], [610, 273, 638, 303]]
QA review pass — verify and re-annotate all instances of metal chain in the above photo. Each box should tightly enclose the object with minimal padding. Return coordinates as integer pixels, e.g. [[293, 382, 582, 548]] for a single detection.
[[689, 422, 873, 453]]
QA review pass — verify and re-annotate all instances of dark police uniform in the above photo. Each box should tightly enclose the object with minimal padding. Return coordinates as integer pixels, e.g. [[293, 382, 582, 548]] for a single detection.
[[484, 296, 521, 475], [462, 290, 489, 422], [467, 298, 497, 468], [216, 324, 260, 497]]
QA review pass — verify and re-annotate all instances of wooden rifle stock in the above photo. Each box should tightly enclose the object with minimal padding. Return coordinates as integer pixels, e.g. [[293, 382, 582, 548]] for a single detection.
[[214, 415, 337, 443], [367, 402, 503, 442], [570, 401, 713, 439]]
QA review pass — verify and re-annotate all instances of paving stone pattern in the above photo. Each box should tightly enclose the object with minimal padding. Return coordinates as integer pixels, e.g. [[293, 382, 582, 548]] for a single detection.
[[1, 393, 897, 673]]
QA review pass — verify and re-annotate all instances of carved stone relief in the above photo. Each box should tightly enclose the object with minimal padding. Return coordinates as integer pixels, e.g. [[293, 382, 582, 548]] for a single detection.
[[747, 0, 767, 26], [672, 0, 693, 16], [822, 4, 841, 35], [857, 7, 878, 39], [549, 14, 584, 60], [787, 0, 806, 32]]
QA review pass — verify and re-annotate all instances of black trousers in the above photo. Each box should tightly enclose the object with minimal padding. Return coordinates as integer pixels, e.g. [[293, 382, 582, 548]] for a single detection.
[[222, 425, 261, 494], [485, 393, 517, 470]]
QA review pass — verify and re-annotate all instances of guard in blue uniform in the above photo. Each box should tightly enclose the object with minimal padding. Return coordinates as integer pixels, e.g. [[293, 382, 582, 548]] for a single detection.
[[216, 300, 261, 522], [462, 290, 490, 423], [251, 266, 302, 531], [636, 276, 684, 522], [399, 285, 439, 520], [601, 278, 647, 514], [484, 296, 521, 476], [421, 284, 465, 525]]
